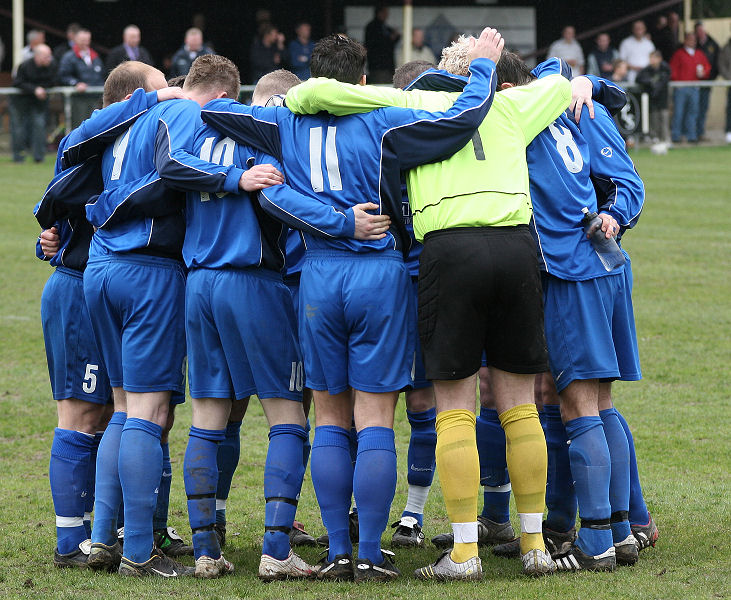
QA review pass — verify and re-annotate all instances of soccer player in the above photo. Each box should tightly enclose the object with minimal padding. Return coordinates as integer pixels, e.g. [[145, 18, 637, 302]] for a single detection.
[[284, 37, 575, 580], [200, 30, 503, 581], [35, 61, 186, 569], [68, 56, 258, 578], [489, 53, 645, 571]]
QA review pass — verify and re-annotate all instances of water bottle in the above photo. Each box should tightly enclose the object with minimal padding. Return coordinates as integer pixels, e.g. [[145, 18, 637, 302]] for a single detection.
[[581, 207, 626, 271]]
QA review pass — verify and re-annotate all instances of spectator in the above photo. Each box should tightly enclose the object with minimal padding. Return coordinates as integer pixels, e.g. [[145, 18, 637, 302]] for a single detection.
[[694, 22, 720, 140], [670, 33, 711, 143], [250, 24, 285, 82], [611, 59, 629, 83], [169, 27, 213, 78], [53, 23, 80, 64], [547, 25, 585, 74], [10, 44, 56, 163], [58, 28, 105, 128], [365, 4, 401, 83], [587, 32, 618, 79], [288, 21, 314, 80], [0, 35, 4, 69], [106, 25, 154, 73], [21, 30, 45, 63], [718, 34, 731, 143], [397, 28, 436, 67], [653, 15, 677, 62], [619, 20, 655, 84], [637, 50, 671, 142], [668, 12, 681, 47]]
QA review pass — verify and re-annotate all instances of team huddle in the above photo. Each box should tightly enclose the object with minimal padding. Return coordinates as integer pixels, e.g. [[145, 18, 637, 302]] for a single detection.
[[35, 26, 658, 583]]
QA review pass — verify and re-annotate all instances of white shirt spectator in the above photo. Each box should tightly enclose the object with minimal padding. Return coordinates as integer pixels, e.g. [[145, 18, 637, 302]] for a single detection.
[[619, 35, 656, 83], [547, 38, 585, 72]]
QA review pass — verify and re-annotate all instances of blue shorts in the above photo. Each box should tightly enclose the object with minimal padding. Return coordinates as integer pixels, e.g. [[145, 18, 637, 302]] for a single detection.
[[300, 250, 414, 395], [542, 265, 641, 394], [186, 268, 303, 402], [41, 267, 111, 404], [410, 277, 431, 390], [287, 278, 301, 325], [84, 254, 187, 395]]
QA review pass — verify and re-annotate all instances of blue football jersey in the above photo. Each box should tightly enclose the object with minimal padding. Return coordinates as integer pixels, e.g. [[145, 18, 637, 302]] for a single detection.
[[200, 57, 498, 257], [401, 181, 422, 278], [35, 88, 161, 270], [528, 60, 643, 280], [183, 125, 287, 271], [80, 99, 246, 258]]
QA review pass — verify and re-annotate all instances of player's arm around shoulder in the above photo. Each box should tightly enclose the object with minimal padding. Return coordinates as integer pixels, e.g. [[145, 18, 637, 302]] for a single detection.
[[501, 73, 571, 144], [285, 77, 414, 115]]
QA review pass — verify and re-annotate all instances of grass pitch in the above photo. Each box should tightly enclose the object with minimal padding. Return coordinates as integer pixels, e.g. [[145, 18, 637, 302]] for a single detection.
[[0, 146, 729, 599]]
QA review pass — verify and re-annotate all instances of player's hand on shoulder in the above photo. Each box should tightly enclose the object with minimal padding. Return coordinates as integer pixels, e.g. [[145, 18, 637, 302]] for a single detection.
[[40, 226, 60, 258], [570, 76, 594, 121], [352, 202, 391, 240], [240, 164, 284, 192], [466, 27, 505, 65], [157, 87, 189, 103], [591, 212, 620, 239]]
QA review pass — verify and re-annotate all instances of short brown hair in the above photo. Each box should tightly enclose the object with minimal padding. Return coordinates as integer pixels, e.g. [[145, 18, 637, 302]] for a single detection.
[[393, 60, 434, 89], [185, 54, 241, 101], [103, 61, 156, 106], [252, 69, 301, 105], [310, 34, 367, 85]]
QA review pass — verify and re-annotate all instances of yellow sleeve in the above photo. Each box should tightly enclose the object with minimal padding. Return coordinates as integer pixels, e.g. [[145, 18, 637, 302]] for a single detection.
[[285, 78, 454, 115], [498, 74, 572, 144]]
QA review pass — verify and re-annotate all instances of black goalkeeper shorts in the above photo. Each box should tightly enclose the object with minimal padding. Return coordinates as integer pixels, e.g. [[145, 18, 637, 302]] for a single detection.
[[417, 225, 548, 380]]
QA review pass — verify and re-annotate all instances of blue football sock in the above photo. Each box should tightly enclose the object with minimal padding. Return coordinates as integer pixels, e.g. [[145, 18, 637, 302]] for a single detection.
[[152, 442, 172, 531], [117, 499, 124, 530], [353, 427, 397, 564], [402, 408, 436, 526], [185, 426, 226, 560], [263, 424, 307, 560], [600, 408, 632, 542], [83, 432, 102, 538], [615, 410, 650, 526], [311, 426, 353, 561], [476, 406, 511, 523], [565, 416, 613, 557], [215, 420, 241, 527], [543, 405, 578, 532], [118, 418, 162, 563], [50, 428, 95, 553], [91, 412, 126, 547], [302, 418, 312, 468]]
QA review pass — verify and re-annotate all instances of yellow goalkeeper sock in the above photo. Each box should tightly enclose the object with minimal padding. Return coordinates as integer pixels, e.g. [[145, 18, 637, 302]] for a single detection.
[[499, 403, 547, 555], [435, 409, 479, 563]]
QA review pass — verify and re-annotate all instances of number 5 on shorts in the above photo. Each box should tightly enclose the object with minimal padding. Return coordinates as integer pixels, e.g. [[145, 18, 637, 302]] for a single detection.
[[83, 364, 98, 394]]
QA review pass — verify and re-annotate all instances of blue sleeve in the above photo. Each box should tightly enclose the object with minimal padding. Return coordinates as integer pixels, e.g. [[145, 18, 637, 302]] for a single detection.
[[532, 57, 574, 80], [585, 76, 627, 115], [36, 157, 103, 227], [35, 234, 48, 261], [153, 101, 245, 194], [381, 57, 497, 170], [579, 105, 644, 232], [61, 88, 158, 168], [85, 172, 181, 229], [200, 99, 283, 160], [256, 151, 355, 238]]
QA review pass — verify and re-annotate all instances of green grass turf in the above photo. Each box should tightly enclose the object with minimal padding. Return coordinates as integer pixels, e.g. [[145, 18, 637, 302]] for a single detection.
[[0, 147, 729, 599]]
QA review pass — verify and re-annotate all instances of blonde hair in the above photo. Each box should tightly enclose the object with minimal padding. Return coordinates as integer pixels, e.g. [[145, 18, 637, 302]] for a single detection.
[[438, 35, 472, 77]]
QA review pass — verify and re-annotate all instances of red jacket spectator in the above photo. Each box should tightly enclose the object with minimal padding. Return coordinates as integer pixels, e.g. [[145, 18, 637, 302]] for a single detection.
[[670, 44, 710, 81]]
